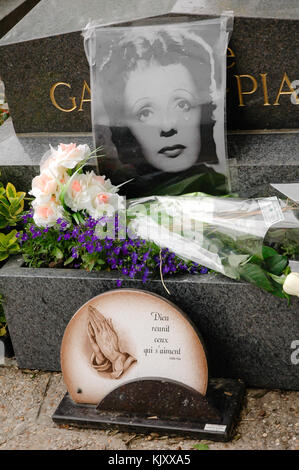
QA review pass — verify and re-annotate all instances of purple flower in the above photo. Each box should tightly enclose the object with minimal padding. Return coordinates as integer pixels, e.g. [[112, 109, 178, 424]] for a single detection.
[[200, 267, 208, 274], [142, 267, 150, 283], [131, 252, 138, 264], [86, 243, 94, 254], [64, 233, 71, 240], [142, 251, 150, 261], [113, 246, 121, 255], [32, 230, 42, 239], [129, 269, 135, 279], [116, 279, 123, 287], [78, 234, 86, 243], [105, 240, 113, 249], [71, 247, 79, 259], [71, 228, 79, 237], [21, 233, 29, 242]]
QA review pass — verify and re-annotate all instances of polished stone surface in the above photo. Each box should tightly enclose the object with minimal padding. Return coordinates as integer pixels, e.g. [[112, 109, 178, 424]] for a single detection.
[[1, 256, 298, 390], [52, 378, 245, 442], [97, 379, 221, 422]]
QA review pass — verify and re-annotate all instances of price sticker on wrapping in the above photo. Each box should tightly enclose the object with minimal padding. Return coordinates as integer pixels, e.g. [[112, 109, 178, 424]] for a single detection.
[[258, 197, 284, 228]]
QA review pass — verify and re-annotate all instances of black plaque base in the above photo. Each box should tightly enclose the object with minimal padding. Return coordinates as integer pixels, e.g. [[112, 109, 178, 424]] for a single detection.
[[52, 378, 245, 442]]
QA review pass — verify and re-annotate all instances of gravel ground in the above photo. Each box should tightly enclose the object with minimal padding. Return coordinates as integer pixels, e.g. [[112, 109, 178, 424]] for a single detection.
[[0, 359, 298, 451]]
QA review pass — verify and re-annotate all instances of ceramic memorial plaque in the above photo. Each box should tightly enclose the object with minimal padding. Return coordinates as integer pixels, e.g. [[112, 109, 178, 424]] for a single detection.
[[61, 289, 208, 405]]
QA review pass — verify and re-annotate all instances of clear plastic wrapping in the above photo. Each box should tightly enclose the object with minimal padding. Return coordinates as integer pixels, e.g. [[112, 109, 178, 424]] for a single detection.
[[126, 194, 299, 278], [84, 14, 233, 198]]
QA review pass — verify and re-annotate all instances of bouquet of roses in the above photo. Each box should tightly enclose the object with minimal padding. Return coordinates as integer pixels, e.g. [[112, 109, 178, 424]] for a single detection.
[[21, 143, 299, 302], [29, 143, 125, 226]]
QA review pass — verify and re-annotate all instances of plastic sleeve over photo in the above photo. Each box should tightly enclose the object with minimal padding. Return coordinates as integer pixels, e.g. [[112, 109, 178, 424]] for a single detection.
[[83, 14, 233, 199]]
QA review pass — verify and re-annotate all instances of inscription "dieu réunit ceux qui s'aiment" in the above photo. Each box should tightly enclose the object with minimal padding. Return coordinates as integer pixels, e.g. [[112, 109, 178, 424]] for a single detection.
[[143, 311, 181, 360]]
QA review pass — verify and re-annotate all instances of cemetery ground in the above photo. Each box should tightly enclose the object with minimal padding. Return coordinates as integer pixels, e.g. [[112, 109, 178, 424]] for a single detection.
[[0, 359, 298, 451]]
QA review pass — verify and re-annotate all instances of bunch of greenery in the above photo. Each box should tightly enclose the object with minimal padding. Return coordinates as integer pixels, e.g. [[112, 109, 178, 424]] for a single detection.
[[0, 171, 26, 261]]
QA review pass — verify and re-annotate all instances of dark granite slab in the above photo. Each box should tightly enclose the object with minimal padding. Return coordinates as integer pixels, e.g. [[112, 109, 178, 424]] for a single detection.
[[0, 1, 298, 133], [1, 256, 298, 390], [52, 378, 245, 442]]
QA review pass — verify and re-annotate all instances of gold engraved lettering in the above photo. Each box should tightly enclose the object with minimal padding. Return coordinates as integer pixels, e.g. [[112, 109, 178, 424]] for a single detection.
[[227, 47, 236, 69], [78, 80, 91, 111], [234, 75, 258, 107], [50, 82, 77, 112], [260, 74, 271, 106], [273, 72, 299, 105]]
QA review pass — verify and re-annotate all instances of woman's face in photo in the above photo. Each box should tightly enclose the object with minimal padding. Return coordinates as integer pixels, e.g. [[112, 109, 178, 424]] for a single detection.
[[124, 61, 201, 173]]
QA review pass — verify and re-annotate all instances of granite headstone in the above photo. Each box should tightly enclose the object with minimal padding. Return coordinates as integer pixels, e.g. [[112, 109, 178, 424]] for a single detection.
[[0, 0, 298, 134]]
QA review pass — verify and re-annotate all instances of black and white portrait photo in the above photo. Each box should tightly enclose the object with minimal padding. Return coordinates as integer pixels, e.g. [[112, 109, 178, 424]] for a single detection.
[[86, 19, 231, 198]]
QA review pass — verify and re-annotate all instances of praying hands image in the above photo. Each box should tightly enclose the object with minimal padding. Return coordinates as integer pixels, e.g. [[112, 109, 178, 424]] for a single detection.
[[87, 305, 137, 379]]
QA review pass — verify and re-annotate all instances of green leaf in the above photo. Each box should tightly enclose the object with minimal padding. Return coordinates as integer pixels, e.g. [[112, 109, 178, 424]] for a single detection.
[[262, 245, 278, 260], [0, 233, 7, 247], [64, 257, 75, 266], [6, 230, 18, 242], [0, 205, 10, 218], [6, 182, 17, 200], [228, 253, 249, 268], [246, 254, 263, 266], [52, 247, 63, 260], [0, 216, 8, 229], [264, 254, 288, 276], [0, 252, 8, 261], [0, 195, 9, 207], [268, 273, 286, 285], [239, 263, 274, 293]]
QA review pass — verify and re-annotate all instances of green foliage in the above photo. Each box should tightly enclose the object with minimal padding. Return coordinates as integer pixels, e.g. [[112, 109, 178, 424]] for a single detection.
[[238, 245, 290, 301], [0, 230, 20, 261], [0, 173, 26, 229]]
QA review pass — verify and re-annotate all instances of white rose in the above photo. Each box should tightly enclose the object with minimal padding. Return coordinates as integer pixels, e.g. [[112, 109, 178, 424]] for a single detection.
[[64, 173, 93, 213], [32, 198, 65, 227], [63, 171, 124, 218], [88, 192, 125, 219], [40, 143, 90, 174], [283, 272, 299, 297], [30, 170, 58, 200], [55, 143, 90, 169]]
